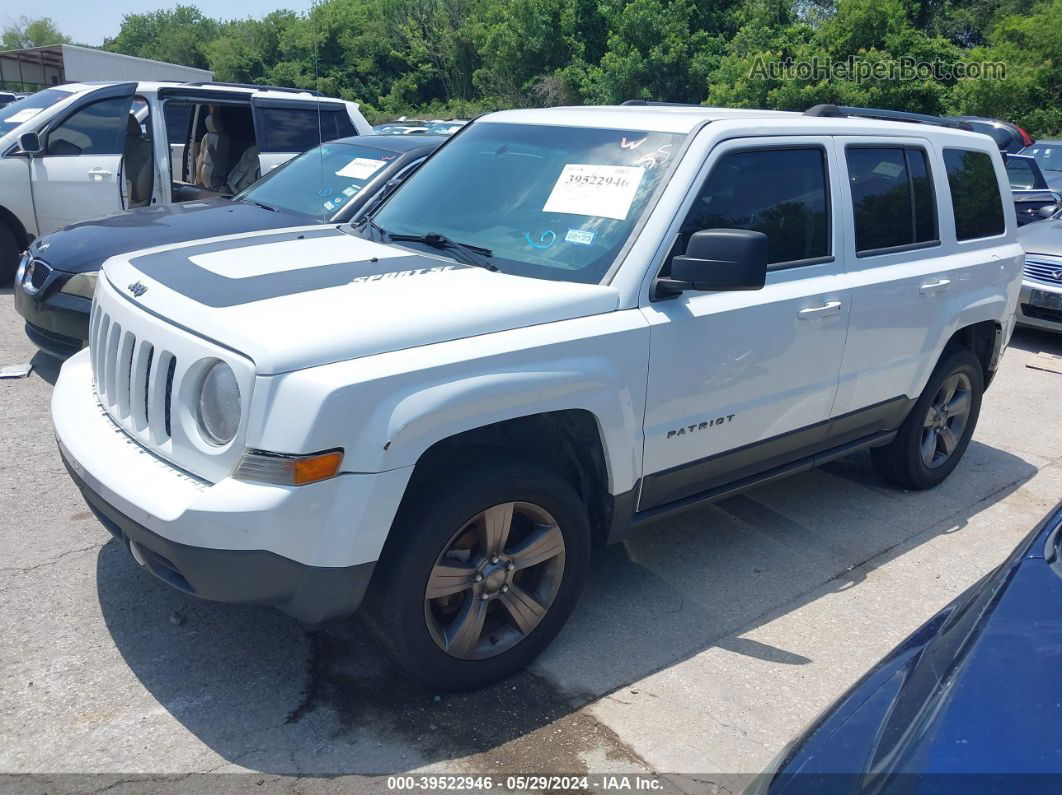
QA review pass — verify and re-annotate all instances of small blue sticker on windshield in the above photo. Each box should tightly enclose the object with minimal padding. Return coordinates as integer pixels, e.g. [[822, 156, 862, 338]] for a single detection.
[[565, 229, 595, 247], [525, 230, 557, 250]]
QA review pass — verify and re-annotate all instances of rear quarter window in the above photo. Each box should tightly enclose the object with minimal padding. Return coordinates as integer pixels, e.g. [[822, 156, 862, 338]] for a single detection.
[[943, 149, 1006, 241], [256, 106, 356, 153]]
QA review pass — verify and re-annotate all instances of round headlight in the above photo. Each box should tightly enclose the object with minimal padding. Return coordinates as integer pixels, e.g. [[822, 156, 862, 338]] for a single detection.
[[196, 361, 241, 446]]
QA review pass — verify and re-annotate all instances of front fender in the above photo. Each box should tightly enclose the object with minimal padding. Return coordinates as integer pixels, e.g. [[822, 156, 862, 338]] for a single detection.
[[247, 311, 651, 496]]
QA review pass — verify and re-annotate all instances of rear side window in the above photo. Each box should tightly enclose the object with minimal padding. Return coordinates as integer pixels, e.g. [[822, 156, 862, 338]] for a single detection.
[[846, 146, 938, 255], [46, 95, 132, 156], [943, 149, 1006, 240], [681, 147, 830, 266], [256, 106, 356, 153]]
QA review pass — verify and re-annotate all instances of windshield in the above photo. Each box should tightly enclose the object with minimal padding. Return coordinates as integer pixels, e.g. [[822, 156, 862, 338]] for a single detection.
[[237, 141, 400, 218], [1019, 143, 1062, 173], [371, 122, 685, 284], [0, 88, 74, 136]]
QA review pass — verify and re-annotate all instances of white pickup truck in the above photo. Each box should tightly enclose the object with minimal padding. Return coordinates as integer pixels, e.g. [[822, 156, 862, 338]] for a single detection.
[[0, 81, 371, 280], [51, 104, 1022, 690]]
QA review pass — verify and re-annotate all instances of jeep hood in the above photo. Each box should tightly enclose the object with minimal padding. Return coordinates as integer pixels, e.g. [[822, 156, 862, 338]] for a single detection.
[[102, 227, 621, 374]]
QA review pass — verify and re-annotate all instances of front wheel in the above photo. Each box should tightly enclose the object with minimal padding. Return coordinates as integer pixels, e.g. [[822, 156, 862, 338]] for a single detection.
[[871, 348, 984, 490], [364, 459, 591, 691]]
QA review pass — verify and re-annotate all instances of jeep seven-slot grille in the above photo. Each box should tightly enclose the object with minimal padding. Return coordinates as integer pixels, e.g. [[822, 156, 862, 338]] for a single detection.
[[89, 303, 176, 443], [1024, 258, 1062, 286]]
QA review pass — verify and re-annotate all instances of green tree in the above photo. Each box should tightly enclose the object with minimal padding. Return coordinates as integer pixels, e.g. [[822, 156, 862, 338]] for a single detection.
[[949, 0, 1062, 136], [2, 16, 71, 49], [104, 5, 219, 70]]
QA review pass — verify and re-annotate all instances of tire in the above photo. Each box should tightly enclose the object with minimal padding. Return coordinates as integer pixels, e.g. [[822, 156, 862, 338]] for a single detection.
[[871, 348, 984, 490], [363, 457, 591, 691], [0, 222, 19, 288]]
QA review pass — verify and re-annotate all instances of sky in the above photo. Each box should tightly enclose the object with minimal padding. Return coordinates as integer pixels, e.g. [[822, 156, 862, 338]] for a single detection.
[[4, 1, 318, 47]]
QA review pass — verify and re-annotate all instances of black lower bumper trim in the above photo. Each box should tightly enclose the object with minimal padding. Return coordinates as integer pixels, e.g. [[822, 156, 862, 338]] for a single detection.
[[62, 450, 375, 624], [25, 322, 83, 359]]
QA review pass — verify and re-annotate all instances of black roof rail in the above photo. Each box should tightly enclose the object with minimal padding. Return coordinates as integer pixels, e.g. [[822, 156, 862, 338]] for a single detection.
[[805, 103, 972, 130], [181, 81, 325, 97], [621, 99, 703, 108]]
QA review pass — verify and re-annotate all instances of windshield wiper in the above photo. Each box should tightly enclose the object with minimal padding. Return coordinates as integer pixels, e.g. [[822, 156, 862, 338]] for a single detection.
[[387, 232, 498, 271], [352, 216, 390, 243], [240, 198, 278, 212]]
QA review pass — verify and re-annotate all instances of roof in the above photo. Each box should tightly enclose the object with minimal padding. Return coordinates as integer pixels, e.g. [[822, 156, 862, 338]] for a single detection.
[[479, 104, 1000, 146], [0, 44, 211, 82]]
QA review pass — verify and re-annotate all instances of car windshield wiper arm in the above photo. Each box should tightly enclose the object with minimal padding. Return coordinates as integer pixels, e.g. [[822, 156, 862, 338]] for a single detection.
[[351, 215, 390, 242], [240, 198, 278, 212], [387, 232, 498, 271]]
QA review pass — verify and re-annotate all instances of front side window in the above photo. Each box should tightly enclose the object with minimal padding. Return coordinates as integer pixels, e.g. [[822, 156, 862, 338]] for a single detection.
[[257, 106, 356, 153], [46, 95, 133, 156], [238, 141, 400, 218], [371, 122, 686, 284], [846, 146, 938, 254], [680, 147, 830, 266], [943, 148, 1005, 241]]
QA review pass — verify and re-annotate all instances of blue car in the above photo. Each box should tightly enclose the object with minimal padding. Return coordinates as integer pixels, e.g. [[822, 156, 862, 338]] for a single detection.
[[760, 503, 1062, 792]]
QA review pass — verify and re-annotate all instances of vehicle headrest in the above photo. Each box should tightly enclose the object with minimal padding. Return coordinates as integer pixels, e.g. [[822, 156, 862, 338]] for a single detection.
[[205, 114, 223, 134]]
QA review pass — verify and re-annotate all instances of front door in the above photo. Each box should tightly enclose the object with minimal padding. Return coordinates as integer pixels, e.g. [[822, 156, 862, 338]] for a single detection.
[[639, 137, 851, 511], [29, 83, 135, 235]]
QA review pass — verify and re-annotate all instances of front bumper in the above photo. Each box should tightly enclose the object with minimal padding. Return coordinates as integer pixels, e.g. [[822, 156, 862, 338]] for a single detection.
[[1017, 279, 1062, 332], [53, 350, 414, 622], [62, 447, 375, 623], [12, 268, 90, 358]]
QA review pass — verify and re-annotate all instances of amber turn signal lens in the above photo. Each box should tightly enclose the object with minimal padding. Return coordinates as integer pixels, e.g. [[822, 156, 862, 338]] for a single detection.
[[292, 451, 344, 485], [233, 448, 344, 486]]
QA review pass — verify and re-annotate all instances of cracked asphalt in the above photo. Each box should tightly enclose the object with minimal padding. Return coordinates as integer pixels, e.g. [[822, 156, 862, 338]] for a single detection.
[[3, 285, 1062, 793]]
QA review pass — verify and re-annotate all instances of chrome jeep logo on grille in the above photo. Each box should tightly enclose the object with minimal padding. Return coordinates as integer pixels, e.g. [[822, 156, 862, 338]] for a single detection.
[[127, 281, 148, 298]]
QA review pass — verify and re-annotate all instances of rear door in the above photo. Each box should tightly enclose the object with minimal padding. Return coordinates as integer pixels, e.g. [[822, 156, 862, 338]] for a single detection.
[[29, 82, 135, 234], [832, 137, 1002, 424], [251, 95, 357, 173], [1006, 155, 1058, 224]]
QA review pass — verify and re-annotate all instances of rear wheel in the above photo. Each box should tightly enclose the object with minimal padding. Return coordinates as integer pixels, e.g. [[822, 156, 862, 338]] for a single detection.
[[364, 458, 591, 691], [0, 223, 19, 287], [871, 348, 983, 490]]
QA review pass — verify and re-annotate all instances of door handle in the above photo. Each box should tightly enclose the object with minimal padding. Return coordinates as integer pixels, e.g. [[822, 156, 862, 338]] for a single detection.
[[919, 278, 951, 294], [798, 300, 842, 319], [88, 168, 112, 178]]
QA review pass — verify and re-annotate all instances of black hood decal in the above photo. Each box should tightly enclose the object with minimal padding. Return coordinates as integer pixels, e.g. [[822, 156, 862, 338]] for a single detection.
[[127, 229, 463, 308]]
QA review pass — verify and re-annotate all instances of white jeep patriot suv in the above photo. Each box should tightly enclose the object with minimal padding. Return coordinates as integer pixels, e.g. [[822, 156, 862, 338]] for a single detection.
[[51, 104, 1022, 690]]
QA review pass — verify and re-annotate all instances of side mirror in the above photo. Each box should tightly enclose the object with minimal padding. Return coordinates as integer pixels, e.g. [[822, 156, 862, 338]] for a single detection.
[[1039, 204, 1059, 219], [656, 228, 768, 297], [18, 131, 42, 155]]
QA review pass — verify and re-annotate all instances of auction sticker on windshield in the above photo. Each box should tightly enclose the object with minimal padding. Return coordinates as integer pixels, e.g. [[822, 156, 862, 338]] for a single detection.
[[336, 158, 388, 180], [5, 108, 43, 124], [543, 164, 645, 221]]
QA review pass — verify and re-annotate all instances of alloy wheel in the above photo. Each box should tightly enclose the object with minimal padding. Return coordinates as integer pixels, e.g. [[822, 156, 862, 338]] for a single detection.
[[424, 501, 566, 660], [920, 372, 972, 469]]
